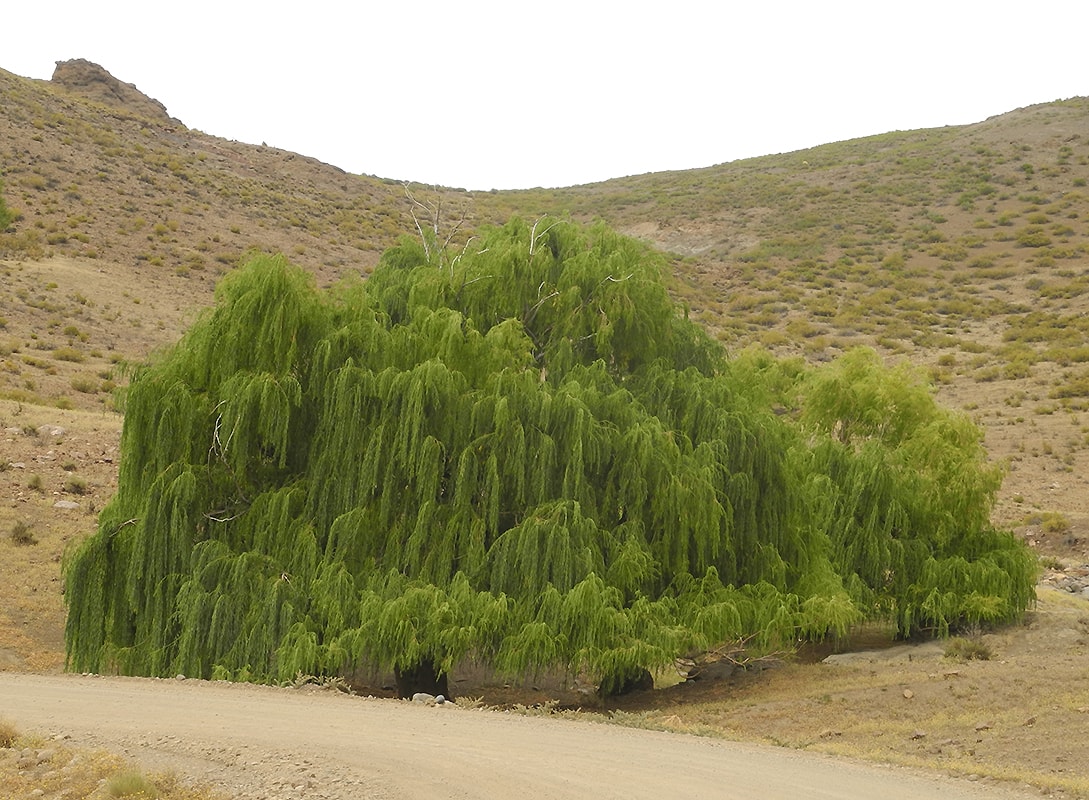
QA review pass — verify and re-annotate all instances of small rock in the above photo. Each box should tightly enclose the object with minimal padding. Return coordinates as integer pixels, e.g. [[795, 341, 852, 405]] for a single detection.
[[902, 689, 914, 699], [974, 722, 992, 731], [36, 749, 55, 764], [411, 692, 435, 704], [175, 674, 186, 681], [1023, 716, 1037, 727], [53, 500, 80, 510], [434, 694, 446, 705], [911, 730, 927, 740]]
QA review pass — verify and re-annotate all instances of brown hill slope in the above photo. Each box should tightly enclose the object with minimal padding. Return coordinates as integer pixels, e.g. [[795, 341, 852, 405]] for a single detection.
[[6, 65, 1088, 534], [2, 62, 1088, 799], [3, 62, 1089, 527]]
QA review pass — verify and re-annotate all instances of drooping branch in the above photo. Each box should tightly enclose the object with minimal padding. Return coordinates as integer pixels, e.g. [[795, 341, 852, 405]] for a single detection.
[[63, 220, 1035, 693]]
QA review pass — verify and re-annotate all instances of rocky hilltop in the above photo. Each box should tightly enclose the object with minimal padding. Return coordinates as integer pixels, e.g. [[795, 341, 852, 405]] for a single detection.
[[49, 58, 176, 124]]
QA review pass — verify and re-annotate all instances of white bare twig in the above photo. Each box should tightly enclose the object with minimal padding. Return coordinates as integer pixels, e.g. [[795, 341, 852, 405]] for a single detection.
[[204, 509, 247, 523], [529, 217, 562, 256]]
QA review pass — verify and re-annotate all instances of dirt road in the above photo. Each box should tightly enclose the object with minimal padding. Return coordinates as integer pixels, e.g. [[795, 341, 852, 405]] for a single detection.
[[0, 673, 1044, 800]]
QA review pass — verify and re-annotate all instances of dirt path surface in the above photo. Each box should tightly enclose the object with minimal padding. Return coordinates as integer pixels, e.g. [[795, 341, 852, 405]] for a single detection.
[[0, 673, 1043, 800]]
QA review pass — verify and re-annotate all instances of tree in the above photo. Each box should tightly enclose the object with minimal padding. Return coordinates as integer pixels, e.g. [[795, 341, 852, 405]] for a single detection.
[[64, 218, 1035, 694]]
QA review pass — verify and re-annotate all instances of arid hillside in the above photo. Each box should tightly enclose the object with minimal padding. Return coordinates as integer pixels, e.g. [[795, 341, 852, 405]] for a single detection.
[[2, 61, 1089, 800], [3, 63, 1089, 538]]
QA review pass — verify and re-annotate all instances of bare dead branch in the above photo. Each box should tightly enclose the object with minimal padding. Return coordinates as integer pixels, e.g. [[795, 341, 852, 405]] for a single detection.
[[529, 217, 562, 256]]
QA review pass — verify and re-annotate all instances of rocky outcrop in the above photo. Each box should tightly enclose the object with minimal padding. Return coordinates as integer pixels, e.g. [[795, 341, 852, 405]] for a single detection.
[[50, 59, 177, 124], [1040, 563, 1089, 598]]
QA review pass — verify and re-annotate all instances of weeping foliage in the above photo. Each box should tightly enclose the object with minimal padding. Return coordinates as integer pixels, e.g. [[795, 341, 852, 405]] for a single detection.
[[65, 220, 1035, 688], [790, 348, 1036, 635]]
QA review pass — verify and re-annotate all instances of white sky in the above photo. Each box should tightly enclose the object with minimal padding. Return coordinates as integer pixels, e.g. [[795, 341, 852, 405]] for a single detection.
[[4, 1, 1087, 191]]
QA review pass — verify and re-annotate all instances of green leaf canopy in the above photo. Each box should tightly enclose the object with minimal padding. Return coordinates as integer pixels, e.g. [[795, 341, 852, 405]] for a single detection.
[[64, 218, 1035, 689]]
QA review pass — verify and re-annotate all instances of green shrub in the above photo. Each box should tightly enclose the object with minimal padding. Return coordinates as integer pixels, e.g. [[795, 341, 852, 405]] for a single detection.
[[105, 770, 159, 798], [1017, 227, 1052, 248], [1042, 513, 1070, 533], [52, 346, 85, 363], [944, 636, 993, 662], [70, 374, 100, 393], [10, 521, 36, 546], [1022, 511, 1070, 532], [64, 476, 88, 495]]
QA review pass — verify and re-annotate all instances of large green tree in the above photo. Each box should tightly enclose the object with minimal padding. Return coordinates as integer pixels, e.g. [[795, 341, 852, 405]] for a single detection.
[[64, 218, 1035, 694]]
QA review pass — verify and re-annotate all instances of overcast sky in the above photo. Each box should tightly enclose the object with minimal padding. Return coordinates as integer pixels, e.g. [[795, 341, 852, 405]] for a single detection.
[[5, 1, 1087, 191]]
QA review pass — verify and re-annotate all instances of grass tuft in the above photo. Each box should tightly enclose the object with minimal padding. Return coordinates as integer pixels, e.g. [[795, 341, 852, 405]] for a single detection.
[[10, 520, 36, 546], [105, 770, 159, 798], [0, 719, 18, 748], [943, 636, 993, 662]]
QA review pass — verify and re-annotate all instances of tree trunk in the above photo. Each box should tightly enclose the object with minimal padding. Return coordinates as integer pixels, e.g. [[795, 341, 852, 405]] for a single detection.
[[598, 667, 654, 698], [394, 658, 451, 699]]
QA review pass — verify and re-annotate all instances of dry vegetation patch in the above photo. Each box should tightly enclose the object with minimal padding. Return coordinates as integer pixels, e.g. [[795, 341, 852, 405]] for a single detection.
[[0, 720, 228, 800]]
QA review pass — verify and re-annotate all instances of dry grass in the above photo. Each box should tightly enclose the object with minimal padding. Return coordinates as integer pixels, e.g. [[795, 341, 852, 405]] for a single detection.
[[0, 718, 17, 748], [0, 729, 229, 800]]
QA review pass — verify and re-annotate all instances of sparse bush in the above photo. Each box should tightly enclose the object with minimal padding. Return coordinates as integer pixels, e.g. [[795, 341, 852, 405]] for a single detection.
[[27, 473, 43, 492], [944, 636, 993, 662], [0, 718, 17, 748], [105, 770, 159, 798], [1022, 511, 1070, 532], [52, 346, 85, 363], [70, 374, 99, 393], [64, 476, 88, 495], [1017, 227, 1052, 248], [1042, 512, 1070, 533], [10, 521, 36, 546]]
